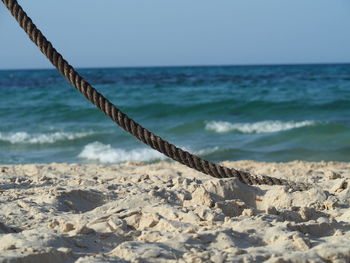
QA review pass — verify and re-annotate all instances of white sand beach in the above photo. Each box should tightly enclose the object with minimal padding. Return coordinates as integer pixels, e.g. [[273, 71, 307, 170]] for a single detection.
[[0, 161, 349, 263]]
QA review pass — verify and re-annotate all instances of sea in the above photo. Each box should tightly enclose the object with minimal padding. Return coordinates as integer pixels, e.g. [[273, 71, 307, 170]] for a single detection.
[[1, 64, 350, 164]]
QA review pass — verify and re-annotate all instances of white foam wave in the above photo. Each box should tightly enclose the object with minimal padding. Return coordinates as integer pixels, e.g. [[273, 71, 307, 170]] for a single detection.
[[0, 131, 92, 144], [193, 146, 220, 155], [205, 120, 315, 134], [78, 142, 167, 163]]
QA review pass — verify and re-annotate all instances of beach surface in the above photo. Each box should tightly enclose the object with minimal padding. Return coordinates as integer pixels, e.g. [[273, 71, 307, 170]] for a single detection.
[[0, 161, 350, 263]]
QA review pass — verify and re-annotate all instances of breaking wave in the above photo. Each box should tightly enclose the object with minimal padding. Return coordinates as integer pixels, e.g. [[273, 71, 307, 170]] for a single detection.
[[78, 142, 221, 164], [0, 131, 92, 144], [78, 142, 167, 163], [205, 120, 316, 134]]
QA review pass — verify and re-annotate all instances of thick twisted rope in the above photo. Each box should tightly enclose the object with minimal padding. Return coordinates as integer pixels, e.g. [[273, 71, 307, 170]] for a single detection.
[[2, 0, 310, 191]]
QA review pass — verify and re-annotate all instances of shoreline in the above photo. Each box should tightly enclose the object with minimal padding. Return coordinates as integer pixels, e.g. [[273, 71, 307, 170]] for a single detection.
[[0, 161, 349, 262]]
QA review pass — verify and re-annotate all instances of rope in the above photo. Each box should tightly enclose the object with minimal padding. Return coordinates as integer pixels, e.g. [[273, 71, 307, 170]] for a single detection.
[[2, 0, 310, 191]]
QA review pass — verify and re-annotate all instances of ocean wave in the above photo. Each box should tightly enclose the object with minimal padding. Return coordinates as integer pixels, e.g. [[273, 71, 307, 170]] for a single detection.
[[0, 131, 92, 144], [78, 142, 221, 164], [78, 142, 167, 163], [205, 120, 316, 134], [193, 146, 220, 156]]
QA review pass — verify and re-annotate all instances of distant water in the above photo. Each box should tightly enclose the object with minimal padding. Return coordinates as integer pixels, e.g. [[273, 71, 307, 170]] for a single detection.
[[1, 64, 350, 164]]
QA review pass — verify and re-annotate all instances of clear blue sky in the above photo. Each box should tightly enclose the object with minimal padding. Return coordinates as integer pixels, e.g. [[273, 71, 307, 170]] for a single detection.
[[1, 0, 350, 70]]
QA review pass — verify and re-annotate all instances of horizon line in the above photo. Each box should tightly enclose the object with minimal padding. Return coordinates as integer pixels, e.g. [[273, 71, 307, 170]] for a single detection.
[[1, 61, 350, 72]]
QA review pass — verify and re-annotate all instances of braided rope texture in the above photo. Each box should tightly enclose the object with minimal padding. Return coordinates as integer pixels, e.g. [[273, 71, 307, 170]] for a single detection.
[[2, 0, 310, 191]]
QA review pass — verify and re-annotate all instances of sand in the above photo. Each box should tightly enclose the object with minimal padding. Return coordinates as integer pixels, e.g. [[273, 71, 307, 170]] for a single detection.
[[0, 161, 349, 263]]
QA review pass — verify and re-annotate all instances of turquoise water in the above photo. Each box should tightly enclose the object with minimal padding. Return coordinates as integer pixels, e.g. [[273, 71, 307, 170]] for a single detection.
[[1, 64, 350, 164]]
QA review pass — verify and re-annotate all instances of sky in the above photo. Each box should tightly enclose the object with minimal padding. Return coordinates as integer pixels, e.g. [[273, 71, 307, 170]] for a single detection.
[[0, 0, 350, 70]]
